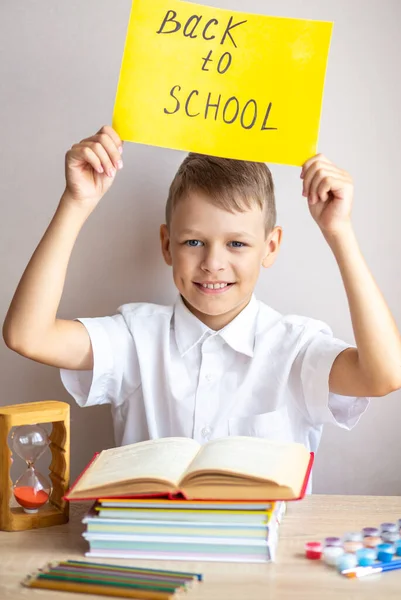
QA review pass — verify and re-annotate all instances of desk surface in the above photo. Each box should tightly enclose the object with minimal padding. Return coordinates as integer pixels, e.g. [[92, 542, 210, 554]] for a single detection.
[[1, 495, 401, 600]]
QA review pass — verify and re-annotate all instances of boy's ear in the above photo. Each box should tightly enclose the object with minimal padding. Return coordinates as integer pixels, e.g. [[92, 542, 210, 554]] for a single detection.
[[262, 226, 282, 268], [160, 224, 173, 266]]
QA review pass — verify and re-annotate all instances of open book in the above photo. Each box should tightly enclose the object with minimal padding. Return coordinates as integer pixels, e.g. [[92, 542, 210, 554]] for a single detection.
[[66, 437, 313, 502]]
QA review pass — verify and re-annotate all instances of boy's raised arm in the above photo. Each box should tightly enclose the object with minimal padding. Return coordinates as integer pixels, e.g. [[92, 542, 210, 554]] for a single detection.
[[2, 125, 124, 370], [301, 154, 401, 397]]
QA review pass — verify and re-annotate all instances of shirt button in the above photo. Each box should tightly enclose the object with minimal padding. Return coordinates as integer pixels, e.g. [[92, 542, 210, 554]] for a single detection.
[[205, 373, 213, 382], [201, 425, 212, 438]]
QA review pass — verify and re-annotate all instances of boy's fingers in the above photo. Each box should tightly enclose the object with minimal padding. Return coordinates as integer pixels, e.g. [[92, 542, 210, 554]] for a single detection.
[[69, 142, 117, 178], [305, 171, 319, 203], [316, 177, 334, 203], [95, 132, 123, 171], [97, 125, 124, 154], [308, 171, 348, 203], [82, 146, 107, 176], [87, 137, 121, 176], [79, 126, 123, 169], [301, 154, 332, 178], [69, 145, 105, 176], [302, 165, 338, 197], [86, 141, 118, 177], [309, 172, 332, 203]]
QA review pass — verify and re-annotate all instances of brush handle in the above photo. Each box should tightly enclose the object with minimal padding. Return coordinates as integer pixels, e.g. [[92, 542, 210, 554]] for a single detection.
[[382, 559, 401, 572]]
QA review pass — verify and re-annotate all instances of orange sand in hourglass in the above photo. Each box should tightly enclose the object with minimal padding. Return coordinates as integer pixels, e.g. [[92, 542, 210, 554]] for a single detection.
[[13, 486, 49, 510]]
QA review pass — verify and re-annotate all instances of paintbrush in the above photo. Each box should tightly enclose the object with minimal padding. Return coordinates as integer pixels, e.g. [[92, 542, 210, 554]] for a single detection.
[[342, 558, 401, 578]]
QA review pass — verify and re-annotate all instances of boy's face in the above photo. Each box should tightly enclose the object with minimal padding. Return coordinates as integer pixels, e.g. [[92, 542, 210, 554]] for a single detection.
[[160, 191, 282, 330]]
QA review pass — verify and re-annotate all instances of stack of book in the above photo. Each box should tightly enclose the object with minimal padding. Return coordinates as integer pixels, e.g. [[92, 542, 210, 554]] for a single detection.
[[66, 436, 312, 563], [81, 498, 286, 563]]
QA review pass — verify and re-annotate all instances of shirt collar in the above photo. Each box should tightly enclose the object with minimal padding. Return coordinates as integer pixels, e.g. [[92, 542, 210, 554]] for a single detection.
[[173, 294, 259, 358]]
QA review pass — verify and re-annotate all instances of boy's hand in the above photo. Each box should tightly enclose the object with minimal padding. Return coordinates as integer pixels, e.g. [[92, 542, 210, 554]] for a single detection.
[[300, 154, 354, 236], [64, 125, 124, 210]]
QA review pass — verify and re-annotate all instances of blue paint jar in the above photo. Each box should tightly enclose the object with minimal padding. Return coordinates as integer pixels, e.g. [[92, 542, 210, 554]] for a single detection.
[[395, 539, 401, 557], [377, 543, 395, 563], [356, 547, 376, 567]]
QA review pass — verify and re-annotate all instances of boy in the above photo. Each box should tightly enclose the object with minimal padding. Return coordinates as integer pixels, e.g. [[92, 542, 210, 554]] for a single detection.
[[3, 125, 401, 492]]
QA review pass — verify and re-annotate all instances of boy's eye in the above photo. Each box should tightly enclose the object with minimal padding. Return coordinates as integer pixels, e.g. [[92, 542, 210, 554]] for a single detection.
[[185, 240, 203, 247], [184, 240, 246, 248]]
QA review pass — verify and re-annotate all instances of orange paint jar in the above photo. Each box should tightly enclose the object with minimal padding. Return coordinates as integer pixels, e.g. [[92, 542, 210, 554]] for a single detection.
[[363, 535, 382, 549]]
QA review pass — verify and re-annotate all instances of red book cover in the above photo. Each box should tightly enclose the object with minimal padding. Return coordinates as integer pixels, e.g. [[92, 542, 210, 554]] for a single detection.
[[64, 451, 314, 503]]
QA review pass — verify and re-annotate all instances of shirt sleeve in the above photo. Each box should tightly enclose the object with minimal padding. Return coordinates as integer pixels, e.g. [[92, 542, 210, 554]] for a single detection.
[[294, 324, 370, 429], [60, 313, 140, 408]]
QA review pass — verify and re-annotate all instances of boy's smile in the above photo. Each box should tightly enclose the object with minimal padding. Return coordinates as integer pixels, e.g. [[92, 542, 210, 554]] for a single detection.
[[161, 191, 282, 330], [193, 281, 234, 294]]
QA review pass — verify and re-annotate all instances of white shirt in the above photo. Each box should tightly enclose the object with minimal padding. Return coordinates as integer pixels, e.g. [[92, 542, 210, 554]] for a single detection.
[[60, 295, 369, 492]]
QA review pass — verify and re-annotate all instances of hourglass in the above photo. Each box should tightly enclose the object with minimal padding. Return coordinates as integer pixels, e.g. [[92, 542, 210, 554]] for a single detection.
[[12, 424, 52, 513], [0, 401, 70, 531]]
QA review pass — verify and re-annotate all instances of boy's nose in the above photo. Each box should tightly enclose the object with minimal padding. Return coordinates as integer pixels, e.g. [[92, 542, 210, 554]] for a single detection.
[[200, 247, 226, 273]]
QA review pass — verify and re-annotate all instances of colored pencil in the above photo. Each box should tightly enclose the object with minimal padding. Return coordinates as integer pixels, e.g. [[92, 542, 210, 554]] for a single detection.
[[22, 575, 175, 599], [23, 558, 203, 598], [45, 566, 192, 587], [37, 572, 182, 592], [58, 559, 203, 581]]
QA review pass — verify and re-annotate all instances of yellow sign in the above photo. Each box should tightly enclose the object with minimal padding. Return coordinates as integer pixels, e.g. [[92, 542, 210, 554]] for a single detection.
[[112, 0, 333, 166]]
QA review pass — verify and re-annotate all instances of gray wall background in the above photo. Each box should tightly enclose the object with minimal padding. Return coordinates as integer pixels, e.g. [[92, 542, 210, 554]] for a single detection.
[[1, 0, 400, 493]]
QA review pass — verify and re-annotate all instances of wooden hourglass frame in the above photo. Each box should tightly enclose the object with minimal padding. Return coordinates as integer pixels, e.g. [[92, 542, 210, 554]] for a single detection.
[[0, 400, 70, 531]]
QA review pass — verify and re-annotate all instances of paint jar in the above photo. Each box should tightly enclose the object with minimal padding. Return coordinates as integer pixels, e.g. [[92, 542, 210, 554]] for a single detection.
[[362, 527, 380, 538], [381, 530, 400, 544], [398, 518, 401, 535], [380, 522, 397, 534], [395, 539, 401, 557], [356, 548, 376, 567], [323, 546, 344, 566], [343, 531, 363, 542], [363, 535, 382, 550], [305, 541, 322, 560], [376, 543, 395, 563], [336, 553, 358, 573], [343, 540, 364, 553], [324, 536, 342, 548]]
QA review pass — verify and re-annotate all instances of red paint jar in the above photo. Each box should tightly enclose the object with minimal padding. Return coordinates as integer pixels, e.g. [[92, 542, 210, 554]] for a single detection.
[[305, 541, 323, 560]]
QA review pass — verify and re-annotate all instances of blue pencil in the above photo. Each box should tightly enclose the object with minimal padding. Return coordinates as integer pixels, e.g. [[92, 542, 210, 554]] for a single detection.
[[342, 558, 401, 578]]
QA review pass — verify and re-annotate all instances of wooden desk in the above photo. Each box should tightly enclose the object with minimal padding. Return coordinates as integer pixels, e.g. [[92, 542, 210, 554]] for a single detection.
[[1, 495, 401, 599]]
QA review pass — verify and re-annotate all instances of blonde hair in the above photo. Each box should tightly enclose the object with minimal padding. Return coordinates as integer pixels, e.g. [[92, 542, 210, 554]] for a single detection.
[[165, 153, 276, 235]]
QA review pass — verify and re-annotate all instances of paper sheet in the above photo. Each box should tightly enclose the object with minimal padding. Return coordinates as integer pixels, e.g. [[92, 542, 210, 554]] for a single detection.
[[113, 0, 333, 166]]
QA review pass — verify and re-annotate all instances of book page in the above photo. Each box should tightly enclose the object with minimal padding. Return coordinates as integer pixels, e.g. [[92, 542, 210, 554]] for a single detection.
[[181, 436, 310, 493], [72, 437, 200, 493]]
